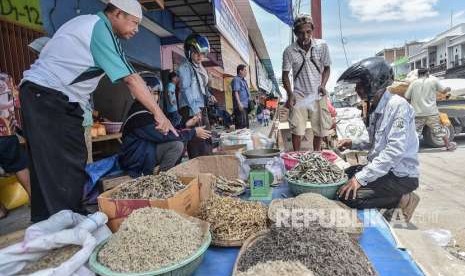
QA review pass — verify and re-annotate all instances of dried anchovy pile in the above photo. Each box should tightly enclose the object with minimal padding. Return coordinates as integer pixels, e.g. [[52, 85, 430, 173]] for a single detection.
[[237, 224, 376, 276], [111, 172, 185, 199], [98, 207, 203, 273], [214, 176, 247, 196], [236, 260, 314, 276], [199, 194, 267, 241], [286, 153, 346, 183], [268, 193, 363, 236], [20, 245, 81, 274]]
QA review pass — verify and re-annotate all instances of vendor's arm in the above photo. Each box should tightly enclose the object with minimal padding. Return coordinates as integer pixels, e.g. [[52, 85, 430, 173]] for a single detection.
[[282, 49, 294, 109], [90, 21, 175, 136], [354, 103, 412, 186]]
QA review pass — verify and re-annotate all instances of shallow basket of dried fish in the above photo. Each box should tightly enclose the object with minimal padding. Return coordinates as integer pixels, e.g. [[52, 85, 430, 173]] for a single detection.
[[88, 216, 212, 276], [285, 175, 348, 199], [232, 230, 269, 276]]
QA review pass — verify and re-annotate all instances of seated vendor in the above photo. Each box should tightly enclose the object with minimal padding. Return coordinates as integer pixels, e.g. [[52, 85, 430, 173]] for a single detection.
[[335, 57, 420, 223], [119, 74, 211, 177]]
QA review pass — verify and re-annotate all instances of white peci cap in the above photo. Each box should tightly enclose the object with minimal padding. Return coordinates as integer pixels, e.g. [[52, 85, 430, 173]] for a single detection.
[[109, 0, 143, 19]]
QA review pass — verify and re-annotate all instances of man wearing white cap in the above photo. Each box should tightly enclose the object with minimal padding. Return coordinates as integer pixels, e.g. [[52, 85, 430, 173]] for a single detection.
[[20, 0, 176, 222]]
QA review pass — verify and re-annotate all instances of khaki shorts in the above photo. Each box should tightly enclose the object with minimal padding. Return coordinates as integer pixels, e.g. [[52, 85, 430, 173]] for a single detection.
[[289, 98, 331, 137], [415, 115, 446, 138]]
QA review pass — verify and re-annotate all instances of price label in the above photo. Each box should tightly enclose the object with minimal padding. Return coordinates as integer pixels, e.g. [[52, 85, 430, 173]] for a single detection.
[[0, 0, 43, 31]]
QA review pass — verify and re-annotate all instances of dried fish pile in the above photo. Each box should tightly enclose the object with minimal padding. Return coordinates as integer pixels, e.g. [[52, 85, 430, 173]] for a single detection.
[[199, 195, 267, 241], [236, 260, 314, 276], [237, 225, 376, 276], [214, 176, 247, 196], [111, 172, 185, 199], [19, 245, 81, 274], [286, 153, 345, 183], [98, 207, 203, 273], [268, 193, 363, 236]]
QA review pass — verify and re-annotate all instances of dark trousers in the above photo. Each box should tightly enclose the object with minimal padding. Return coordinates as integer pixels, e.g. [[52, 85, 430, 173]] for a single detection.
[[234, 108, 249, 129], [179, 106, 212, 159], [340, 165, 419, 209], [20, 82, 88, 222]]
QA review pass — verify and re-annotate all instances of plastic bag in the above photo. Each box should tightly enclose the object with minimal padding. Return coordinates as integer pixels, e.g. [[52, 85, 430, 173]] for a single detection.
[[221, 129, 254, 150], [0, 210, 111, 276], [251, 132, 274, 149], [0, 175, 29, 210], [265, 157, 285, 185], [235, 152, 250, 181], [423, 229, 452, 247]]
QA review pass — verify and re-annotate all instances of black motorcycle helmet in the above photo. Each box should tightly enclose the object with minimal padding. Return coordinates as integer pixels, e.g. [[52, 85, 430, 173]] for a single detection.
[[337, 57, 394, 101]]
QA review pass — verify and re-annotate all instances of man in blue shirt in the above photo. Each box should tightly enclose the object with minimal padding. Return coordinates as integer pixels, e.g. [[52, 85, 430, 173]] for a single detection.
[[231, 64, 250, 129], [336, 57, 420, 223]]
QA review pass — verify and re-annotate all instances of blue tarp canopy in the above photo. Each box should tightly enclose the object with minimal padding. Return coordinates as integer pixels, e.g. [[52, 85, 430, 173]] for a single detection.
[[251, 0, 293, 26]]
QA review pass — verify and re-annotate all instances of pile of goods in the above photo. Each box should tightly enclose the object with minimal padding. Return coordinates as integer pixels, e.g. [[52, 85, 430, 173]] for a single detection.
[[91, 122, 106, 138], [268, 193, 363, 236], [285, 153, 346, 184], [213, 176, 247, 196], [111, 172, 185, 199], [19, 245, 81, 274], [98, 207, 204, 273], [198, 194, 267, 242], [236, 260, 314, 276], [236, 225, 376, 276]]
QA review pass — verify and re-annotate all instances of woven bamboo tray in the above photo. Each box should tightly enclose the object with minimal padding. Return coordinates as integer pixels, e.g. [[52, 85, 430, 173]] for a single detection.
[[231, 230, 270, 276]]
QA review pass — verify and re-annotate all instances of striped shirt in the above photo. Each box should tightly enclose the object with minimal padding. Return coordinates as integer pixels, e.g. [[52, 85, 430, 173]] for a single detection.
[[282, 39, 331, 103]]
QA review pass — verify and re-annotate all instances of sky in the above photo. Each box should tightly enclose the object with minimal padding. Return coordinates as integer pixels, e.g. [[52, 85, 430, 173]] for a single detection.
[[251, 0, 465, 91]]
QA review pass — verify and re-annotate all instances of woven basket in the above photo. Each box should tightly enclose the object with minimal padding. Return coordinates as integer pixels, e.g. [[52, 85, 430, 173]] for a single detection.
[[88, 216, 211, 276], [231, 230, 270, 276]]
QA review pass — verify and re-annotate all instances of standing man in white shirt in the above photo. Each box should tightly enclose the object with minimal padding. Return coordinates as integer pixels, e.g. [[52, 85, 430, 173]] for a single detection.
[[405, 68, 456, 150], [20, 0, 175, 222], [282, 14, 332, 151]]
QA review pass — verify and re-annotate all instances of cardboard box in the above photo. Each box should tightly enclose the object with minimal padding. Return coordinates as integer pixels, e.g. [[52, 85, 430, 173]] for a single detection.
[[98, 176, 199, 232], [169, 155, 240, 180]]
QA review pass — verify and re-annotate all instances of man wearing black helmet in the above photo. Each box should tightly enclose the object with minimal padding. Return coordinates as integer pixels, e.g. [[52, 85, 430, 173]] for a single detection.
[[336, 57, 420, 222], [177, 34, 216, 158], [282, 14, 332, 151]]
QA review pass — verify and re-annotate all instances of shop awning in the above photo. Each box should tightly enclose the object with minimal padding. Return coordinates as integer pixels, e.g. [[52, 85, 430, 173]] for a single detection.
[[164, 0, 222, 66], [251, 0, 293, 26]]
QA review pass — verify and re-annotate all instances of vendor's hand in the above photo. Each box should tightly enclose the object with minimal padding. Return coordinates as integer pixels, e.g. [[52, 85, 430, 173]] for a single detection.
[[186, 115, 201, 128], [319, 86, 327, 96], [238, 103, 244, 112], [285, 96, 296, 109], [337, 138, 352, 151], [337, 177, 362, 200], [154, 113, 178, 136], [195, 126, 212, 140]]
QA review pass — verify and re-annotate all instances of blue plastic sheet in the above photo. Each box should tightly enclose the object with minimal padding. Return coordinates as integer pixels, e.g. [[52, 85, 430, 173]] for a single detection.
[[251, 0, 293, 26], [83, 155, 120, 204], [194, 182, 424, 276]]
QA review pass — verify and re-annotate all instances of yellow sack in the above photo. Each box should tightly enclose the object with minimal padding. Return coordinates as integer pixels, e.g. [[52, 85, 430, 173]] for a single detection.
[[0, 176, 29, 210], [439, 112, 451, 127]]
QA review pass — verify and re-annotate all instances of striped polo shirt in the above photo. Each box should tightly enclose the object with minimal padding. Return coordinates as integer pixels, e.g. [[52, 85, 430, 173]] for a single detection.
[[22, 12, 135, 108], [282, 39, 331, 101]]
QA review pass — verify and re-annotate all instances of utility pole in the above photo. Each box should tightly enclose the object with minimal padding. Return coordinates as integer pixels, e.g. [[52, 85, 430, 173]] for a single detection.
[[311, 0, 322, 38]]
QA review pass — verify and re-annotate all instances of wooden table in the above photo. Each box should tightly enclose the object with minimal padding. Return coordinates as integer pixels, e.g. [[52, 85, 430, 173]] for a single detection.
[[91, 133, 122, 143]]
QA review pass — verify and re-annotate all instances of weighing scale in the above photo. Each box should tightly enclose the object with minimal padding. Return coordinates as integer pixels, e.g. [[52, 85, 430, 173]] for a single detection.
[[242, 149, 281, 201]]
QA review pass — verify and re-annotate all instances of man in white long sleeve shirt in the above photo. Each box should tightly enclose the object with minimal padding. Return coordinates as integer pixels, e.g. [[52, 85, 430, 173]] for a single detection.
[[336, 57, 420, 223]]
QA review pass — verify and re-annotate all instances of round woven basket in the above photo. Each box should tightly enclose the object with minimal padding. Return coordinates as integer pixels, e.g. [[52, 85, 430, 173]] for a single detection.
[[231, 230, 270, 276]]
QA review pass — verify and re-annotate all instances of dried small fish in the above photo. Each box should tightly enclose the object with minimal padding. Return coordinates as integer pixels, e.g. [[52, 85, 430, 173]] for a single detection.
[[236, 260, 314, 276], [286, 153, 346, 184], [198, 195, 267, 241], [237, 224, 376, 276], [98, 207, 203, 273], [19, 245, 81, 274], [213, 176, 247, 196], [111, 172, 185, 199]]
